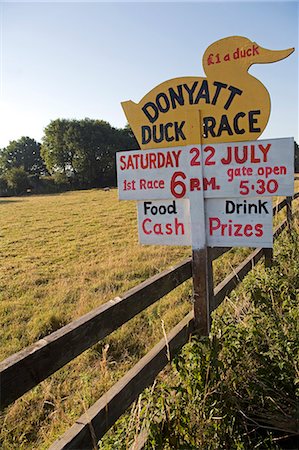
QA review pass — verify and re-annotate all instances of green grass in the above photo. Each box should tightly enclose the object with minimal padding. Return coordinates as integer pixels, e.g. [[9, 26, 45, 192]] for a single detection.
[[0, 185, 298, 449]]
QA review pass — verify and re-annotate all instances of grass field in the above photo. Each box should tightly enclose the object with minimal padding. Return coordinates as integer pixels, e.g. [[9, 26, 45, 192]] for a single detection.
[[0, 185, 298, 449]]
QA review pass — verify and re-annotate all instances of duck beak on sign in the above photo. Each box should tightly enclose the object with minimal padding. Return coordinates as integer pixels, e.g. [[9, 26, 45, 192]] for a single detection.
[[252, 43, 295, 64]]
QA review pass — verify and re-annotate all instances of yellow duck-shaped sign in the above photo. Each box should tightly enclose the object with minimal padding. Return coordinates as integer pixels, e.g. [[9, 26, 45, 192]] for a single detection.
[[122, 36, 294, 149]]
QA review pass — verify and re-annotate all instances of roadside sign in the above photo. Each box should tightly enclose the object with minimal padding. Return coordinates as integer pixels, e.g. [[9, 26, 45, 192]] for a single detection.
[[137, 199, 191, 246], [203, 137, 294, 198], [121, 36, 294, 149], [118, 34, 295, 335], [117, 138, 294, 201], [137, 197, 273, 248], [206, 197, 273, 247]]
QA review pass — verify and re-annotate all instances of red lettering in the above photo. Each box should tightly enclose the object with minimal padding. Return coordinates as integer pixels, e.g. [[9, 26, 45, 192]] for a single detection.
[[190, 147, 201, 166], [148, 153, 156, 168], [153, 224, 163, 235], [209, 217, 221, 235], [255, 224, 263, 237], [204, 146, 216, 165], [250, 144, 260, 163], [253, 44, 259, 56], [170, 171, 187, 198], [142, 218, 152, 235], [174, 218, 185, 235], [165, 223, 173, 235], [119, 155, 126, 170], [243, 224, 253, 237], [190, 178, 201, 191], [234, 224, 243, 236], [258, 143, 271, 162]]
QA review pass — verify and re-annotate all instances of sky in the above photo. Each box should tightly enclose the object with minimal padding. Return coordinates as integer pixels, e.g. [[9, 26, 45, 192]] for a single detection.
[[0, 1, 298, 149]]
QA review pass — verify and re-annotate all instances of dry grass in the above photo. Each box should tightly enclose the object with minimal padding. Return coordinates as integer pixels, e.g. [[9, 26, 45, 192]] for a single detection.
[[0, 183, 298, 449]]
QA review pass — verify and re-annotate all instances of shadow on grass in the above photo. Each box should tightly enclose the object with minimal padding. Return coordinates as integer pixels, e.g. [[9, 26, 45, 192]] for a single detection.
[[0, 199, 24, 204]]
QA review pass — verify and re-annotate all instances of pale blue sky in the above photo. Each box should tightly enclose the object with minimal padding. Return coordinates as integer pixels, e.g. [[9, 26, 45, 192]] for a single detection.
[[0, 1, 298, 148]]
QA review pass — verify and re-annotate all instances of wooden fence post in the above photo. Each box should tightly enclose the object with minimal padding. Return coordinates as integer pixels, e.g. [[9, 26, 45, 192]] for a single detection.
[[264, 248, 273, 268], [207, 248, 215, 326], [286, 196, 293, 230]]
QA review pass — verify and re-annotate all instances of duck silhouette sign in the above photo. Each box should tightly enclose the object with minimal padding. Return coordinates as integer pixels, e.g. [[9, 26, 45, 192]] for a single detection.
[[122, 36, 294, 149]]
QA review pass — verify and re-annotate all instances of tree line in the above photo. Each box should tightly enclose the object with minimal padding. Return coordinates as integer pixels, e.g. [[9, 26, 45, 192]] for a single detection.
[[0, 119, 298, 196], [0, 119, 139, 195]]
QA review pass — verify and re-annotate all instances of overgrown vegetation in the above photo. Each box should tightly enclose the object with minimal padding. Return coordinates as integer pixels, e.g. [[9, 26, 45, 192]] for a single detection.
[[103, 215, 298, 449]]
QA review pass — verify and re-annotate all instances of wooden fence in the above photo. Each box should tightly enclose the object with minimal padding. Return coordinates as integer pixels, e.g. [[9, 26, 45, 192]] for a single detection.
[[1, 192, 298, 450]]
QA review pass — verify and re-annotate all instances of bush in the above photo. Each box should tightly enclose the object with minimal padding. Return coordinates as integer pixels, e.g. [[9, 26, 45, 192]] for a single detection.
[[3, 167, 30, 195]]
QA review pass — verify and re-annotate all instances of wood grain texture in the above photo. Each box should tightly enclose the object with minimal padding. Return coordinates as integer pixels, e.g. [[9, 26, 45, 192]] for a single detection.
[[49, 312, 194, 450]]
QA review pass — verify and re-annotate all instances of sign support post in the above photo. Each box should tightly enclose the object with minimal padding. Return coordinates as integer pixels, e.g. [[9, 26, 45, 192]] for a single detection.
[[187, 110, 213, 336]]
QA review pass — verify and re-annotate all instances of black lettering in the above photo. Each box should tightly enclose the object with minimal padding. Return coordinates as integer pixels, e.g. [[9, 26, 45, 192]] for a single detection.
[[142, 126, 151, 144], [259, 200, 269, 214], [144, 202, 152, 215], [217, 115, 233, 136], [142, 102, 159, 123], [203, 116, 216, 137], [153, 124, 164, 143], [175, 121, 186, 141], [225, 200, 235, 214], [169, 85, 184, 109], [168, 200, 177, 214], [211, 81, 228, 105], [249, 110, 261, 132], [156, 93, 170, 113], [248, 203, 258, 214], [165, 123, 174, 142], [183, 82, 198, 105], [224, 85, 243, 110], [194, 80, 210, 104], [233, 112, 246, 134]]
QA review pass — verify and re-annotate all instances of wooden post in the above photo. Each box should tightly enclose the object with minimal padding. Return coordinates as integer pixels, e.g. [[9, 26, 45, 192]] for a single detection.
[[264, 248, 273, 268], [286, 195, 292, 230], [187, 110, 212, 336], [207, 247, 215, 319], [192, 248, 210, 335]]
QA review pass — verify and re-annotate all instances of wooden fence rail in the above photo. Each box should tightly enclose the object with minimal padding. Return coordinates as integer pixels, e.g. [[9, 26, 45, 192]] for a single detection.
[[0, 247, 233, 409], [1, 191, 298, 450], [50, 193, 298, 450]]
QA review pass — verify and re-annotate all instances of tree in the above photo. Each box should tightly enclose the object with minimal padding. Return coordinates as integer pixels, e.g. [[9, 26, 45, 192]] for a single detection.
[[41, 119, 76, 177], [41, 118, 139, 187], [0, 137, 47, 177], [118, 123, 140, 150]]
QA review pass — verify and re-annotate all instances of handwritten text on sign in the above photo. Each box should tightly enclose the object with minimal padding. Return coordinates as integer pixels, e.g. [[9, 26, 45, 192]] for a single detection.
[[117, 137, 294, 200], [137, 198, 273, 247]]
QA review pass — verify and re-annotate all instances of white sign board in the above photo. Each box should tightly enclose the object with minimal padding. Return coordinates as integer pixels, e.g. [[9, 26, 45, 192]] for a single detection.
[[203, 137, 294, 198], [117, 138, 294, 201], [117, 144, 199, 200], [206, 197, 273, 248], [137, 198, 273, 248], [137, 199, 191, 246]]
